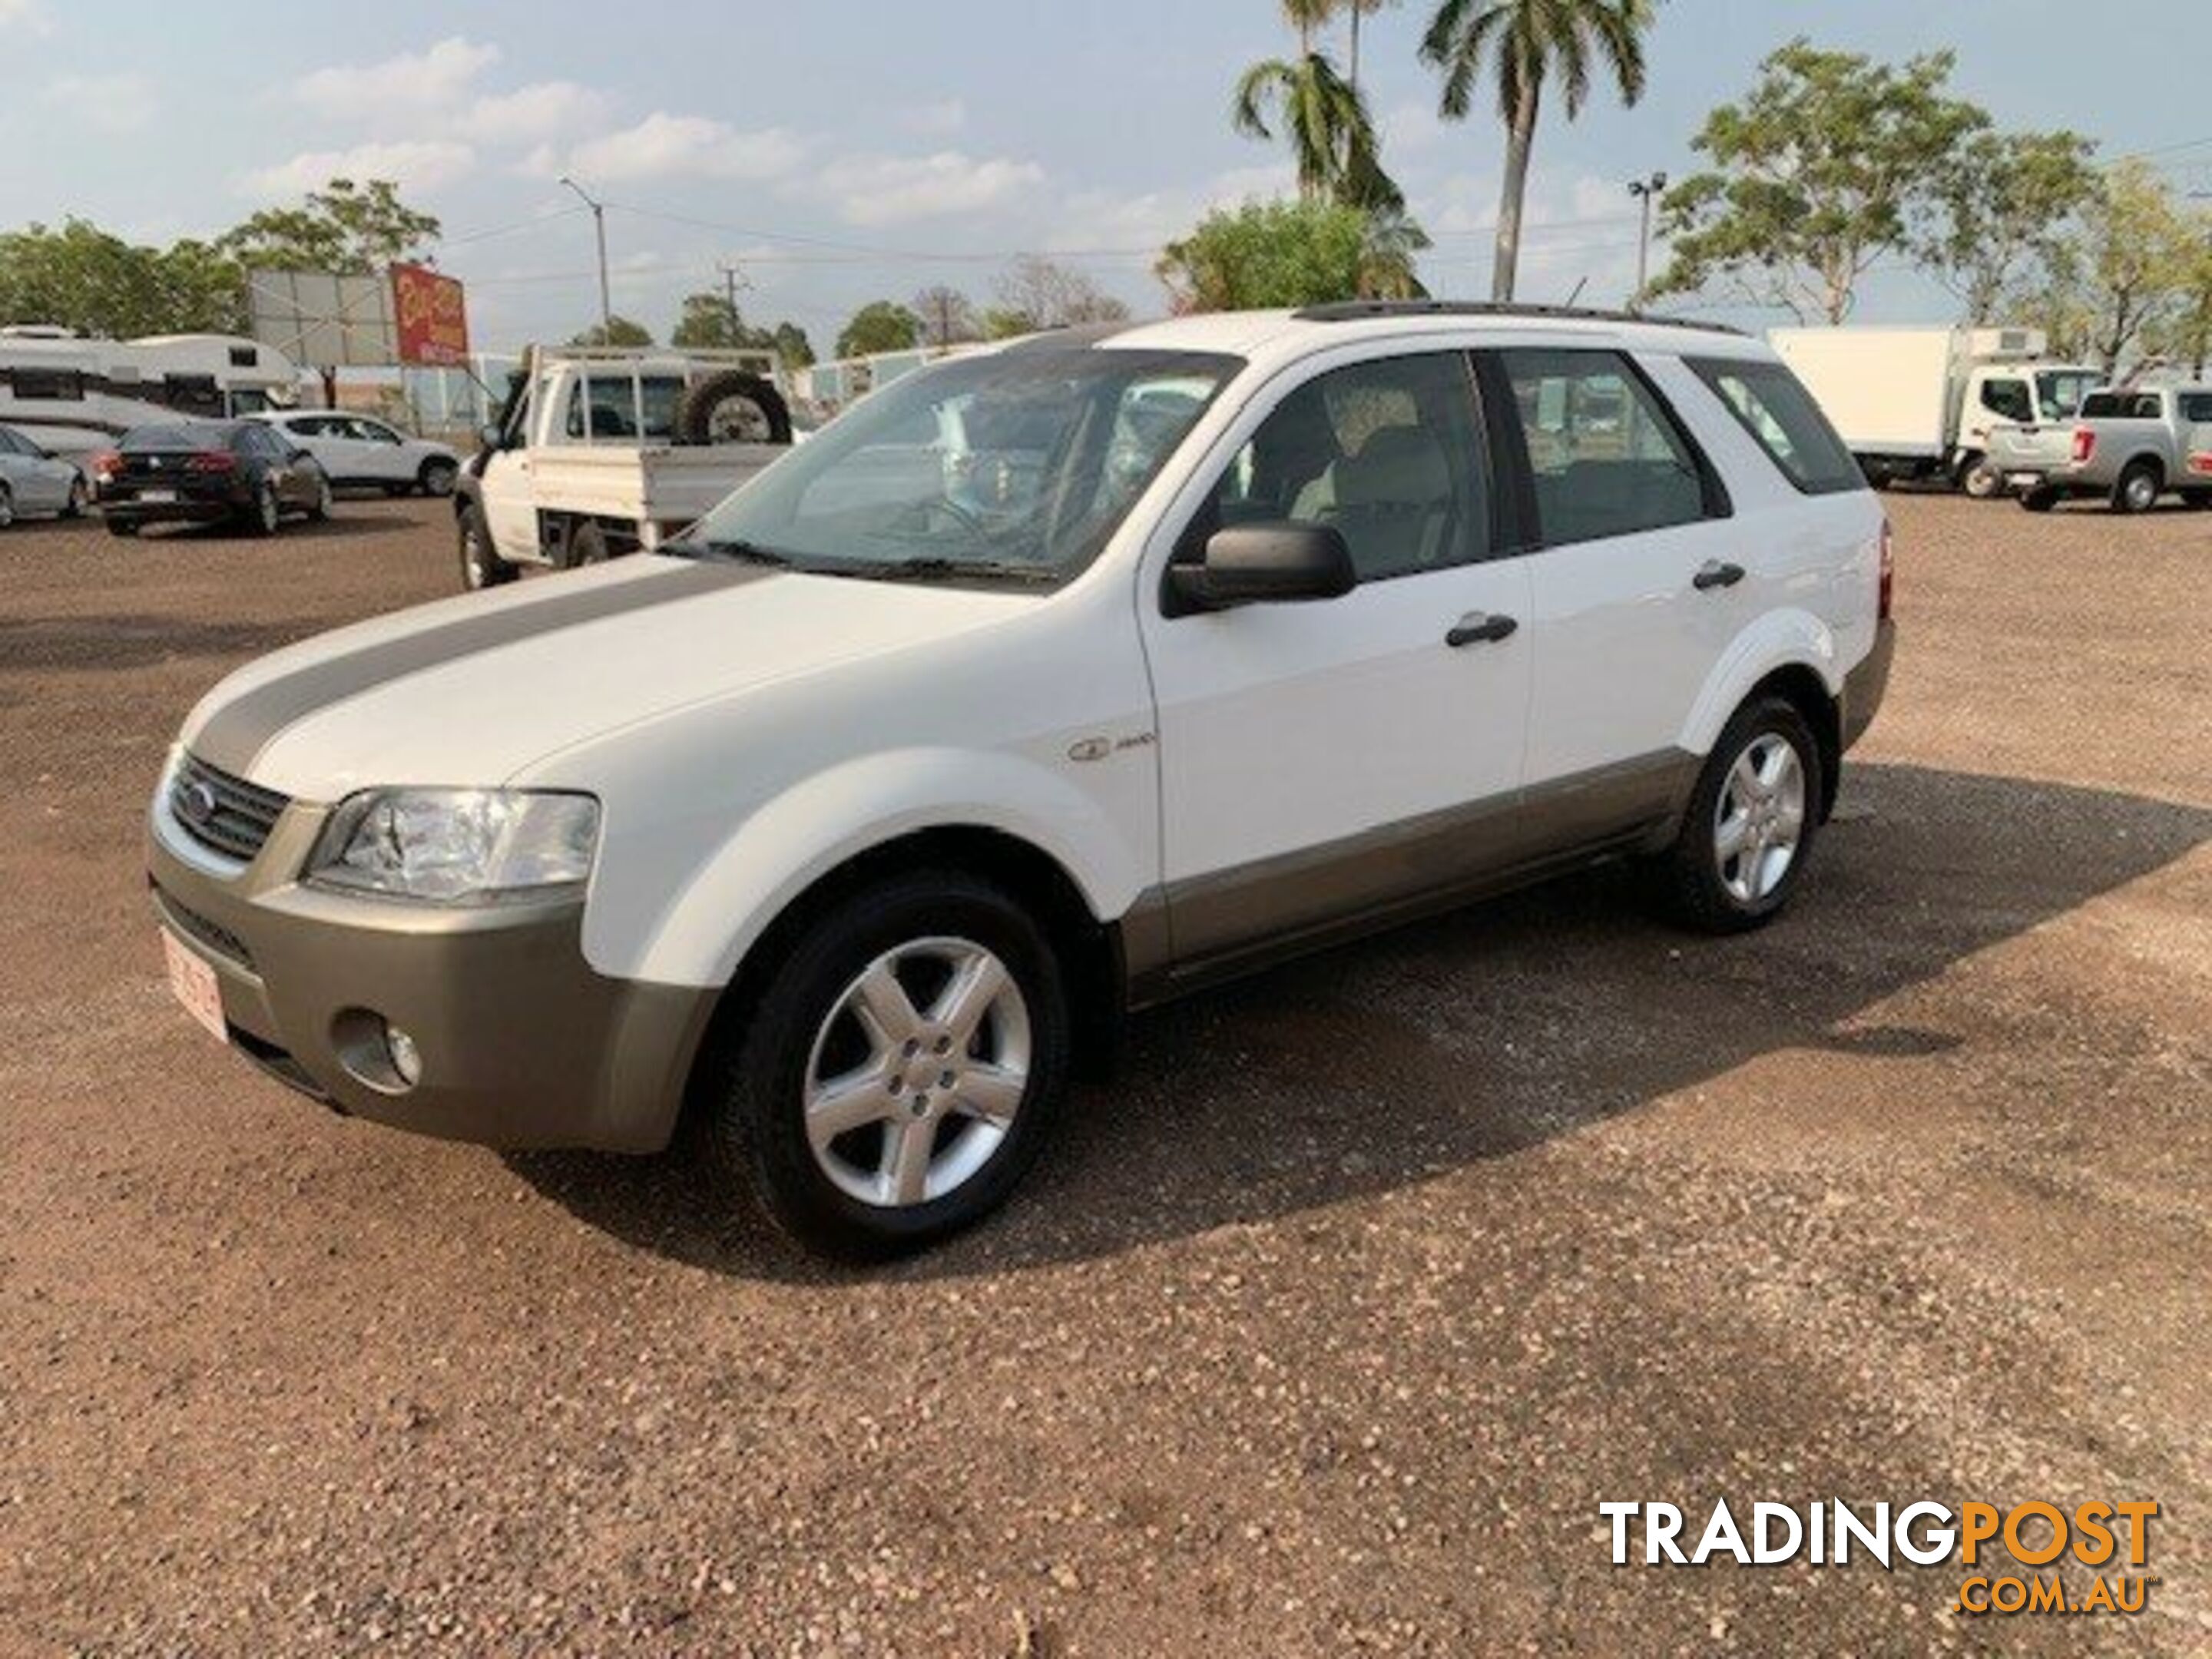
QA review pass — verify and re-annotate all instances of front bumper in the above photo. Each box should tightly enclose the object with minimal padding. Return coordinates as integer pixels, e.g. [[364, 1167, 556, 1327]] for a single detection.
[[1841, 619, 1896, 752], [146, 782, 716, 1153]]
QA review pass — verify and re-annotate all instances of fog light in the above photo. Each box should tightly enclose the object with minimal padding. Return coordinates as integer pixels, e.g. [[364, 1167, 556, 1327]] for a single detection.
[[385, 1024, 423, 1087]]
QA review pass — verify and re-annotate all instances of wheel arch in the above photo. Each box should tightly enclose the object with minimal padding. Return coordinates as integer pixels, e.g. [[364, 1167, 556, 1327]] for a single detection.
[[677, 823, 1125, 1134], [1679, 611, 1846, 819]]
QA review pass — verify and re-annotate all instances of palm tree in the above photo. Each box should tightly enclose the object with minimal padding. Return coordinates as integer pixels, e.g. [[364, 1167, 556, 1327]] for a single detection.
[[1420, 0, 1654, 302], [1281, 0, 1335, 52], [1343, 0, 1398, 96], [1233, 51, 1398, 210]]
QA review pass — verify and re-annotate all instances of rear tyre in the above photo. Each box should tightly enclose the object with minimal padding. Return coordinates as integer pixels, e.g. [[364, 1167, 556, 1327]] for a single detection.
[[457, 505, 515, 589], [563, 520, 609, 568], [244, 482, 281, 537], [105, 518, 138, 538], [2113, 462, 2161, 515], [1647, 694, 1821, 935], [2020, 486, 2061, 513], [419, 458, 459, 498], [62, 474, 88, 518], [306, 474, 333, 522], [697, 870, 1071, 1258], [677, 370, 794, 446], [0, 485, 13, 529]]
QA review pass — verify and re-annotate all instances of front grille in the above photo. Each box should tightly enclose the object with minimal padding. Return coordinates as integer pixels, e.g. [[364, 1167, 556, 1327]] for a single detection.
[[152, 882, 255, 972], [170, 752, 290, 863]]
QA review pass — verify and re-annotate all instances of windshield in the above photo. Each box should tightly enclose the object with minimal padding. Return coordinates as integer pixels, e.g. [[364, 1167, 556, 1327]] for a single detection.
[[689, 347, 1240, 583], [2035, 370, 2099, 422]]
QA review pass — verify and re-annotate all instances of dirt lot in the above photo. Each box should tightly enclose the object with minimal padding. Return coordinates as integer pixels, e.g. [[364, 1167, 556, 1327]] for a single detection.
[[2, 492, 2208, 1656]]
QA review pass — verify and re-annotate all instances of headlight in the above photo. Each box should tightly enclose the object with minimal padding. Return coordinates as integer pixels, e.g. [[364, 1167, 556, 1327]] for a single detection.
[[306, 789, 599, 904]]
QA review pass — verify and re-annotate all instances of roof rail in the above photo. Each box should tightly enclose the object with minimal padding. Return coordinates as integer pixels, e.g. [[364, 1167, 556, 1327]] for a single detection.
[[1289, 300, 1744, 336]]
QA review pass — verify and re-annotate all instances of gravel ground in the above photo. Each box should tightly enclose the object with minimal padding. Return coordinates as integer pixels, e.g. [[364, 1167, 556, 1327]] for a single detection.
[[1, 492, 2207, 1656]]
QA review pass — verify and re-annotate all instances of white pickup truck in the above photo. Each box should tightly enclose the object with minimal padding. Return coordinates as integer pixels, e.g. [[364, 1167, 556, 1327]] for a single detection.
[[455, 346, 793, 588]]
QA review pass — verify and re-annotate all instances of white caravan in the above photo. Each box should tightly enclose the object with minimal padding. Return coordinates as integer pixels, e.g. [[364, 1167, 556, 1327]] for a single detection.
[[0, 327, 302, 459]]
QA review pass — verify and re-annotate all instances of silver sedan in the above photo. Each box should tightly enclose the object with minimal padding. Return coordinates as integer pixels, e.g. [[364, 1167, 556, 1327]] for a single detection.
[[0, 422, 89, 526]]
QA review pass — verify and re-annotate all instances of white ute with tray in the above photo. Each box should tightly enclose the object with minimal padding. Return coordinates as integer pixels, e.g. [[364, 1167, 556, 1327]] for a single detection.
[[453, 344, 796, 588]]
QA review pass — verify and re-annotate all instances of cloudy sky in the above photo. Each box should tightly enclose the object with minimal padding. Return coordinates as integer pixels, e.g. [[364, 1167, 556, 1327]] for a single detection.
[[4, 0, 2207, 353]]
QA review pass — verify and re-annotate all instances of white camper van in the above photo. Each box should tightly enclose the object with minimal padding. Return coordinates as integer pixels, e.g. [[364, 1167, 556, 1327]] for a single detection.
[[0, 327, 302, 459]]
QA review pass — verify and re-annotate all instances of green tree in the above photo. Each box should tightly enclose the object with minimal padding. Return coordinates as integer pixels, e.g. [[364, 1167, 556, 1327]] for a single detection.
[[2025, 161, 2198, 377], [220, 177, 441, 273], [1917, 129, 2098, 325], [1651, 41, 1986, 323], [836, 300, 922, 358], [671, 290, 753, 349], [0, 220, 247, 337], [772, 321, 816, 369], [1157, 199, 1370, 311], [1421, 0, 1654, 303], [570, 315, 654, 348], [1233, 51, 1404, 213], [2148, 219, 2212, 379]]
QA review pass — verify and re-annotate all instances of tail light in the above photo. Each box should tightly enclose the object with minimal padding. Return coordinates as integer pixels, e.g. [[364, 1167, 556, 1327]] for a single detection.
[[1878, 518, 1894, 622], [2071, 429, 2096, 464], [91, 450, 122, 482], [2188, 452, 2212, 477], [185, 452, 236, 473]]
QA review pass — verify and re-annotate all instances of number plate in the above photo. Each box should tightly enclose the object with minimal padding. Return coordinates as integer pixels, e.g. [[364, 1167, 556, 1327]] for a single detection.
[[162, 929, 227, 1043], [139, 488, 178, 503]]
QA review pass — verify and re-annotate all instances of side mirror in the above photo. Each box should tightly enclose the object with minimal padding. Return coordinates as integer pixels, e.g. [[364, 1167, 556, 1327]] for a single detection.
[[478, 422, 504, 452], [1167, 522, 1356, 611]]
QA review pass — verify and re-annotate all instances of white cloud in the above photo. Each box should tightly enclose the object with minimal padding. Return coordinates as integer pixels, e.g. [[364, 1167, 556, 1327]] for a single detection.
[[0, 0, 50, 32], [818, 151, 1046, 226], [45, 71, 155, 134], [902, 98, 967, 136], [454, 80, 610, 145], [243, 140, 476, 200], [1380, 100, 1452, 157], [296, 36, 501, 118], [543, 112, 807, 183], [1045, 163, 1295, 255]]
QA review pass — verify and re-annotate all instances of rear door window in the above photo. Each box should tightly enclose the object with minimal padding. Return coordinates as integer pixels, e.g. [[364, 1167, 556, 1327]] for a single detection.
[[1686, 357, 1865, 495], [1495, 349, 1724, 543]]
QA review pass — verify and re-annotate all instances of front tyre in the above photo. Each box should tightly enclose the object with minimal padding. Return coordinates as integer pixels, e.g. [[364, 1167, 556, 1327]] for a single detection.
[[419, 458, 459, 498], [457, 505, 515, 589], [700, 871, 1071, 1258], [1648, 695, 1821, 935], [2020, 486, 2060, 513]]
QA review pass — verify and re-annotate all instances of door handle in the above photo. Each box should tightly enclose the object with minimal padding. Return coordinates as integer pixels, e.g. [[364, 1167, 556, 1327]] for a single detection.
[[1446, 611, 1519, 647], [1692, 560, 1746, 591]]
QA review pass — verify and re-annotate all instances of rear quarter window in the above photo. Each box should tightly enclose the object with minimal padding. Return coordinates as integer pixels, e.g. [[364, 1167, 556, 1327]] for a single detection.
[[1686, 358, 1865, 495]]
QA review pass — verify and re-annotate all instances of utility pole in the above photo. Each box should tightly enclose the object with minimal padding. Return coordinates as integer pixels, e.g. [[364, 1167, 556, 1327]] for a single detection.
[[558, 175, 612, 336], [1628, 172, 1668, 313], [717, 261, 749, 342]]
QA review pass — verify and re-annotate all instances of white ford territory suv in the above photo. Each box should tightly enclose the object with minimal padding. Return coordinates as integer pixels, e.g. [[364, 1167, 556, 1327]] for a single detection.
[[149, 303, 1895, 1256]]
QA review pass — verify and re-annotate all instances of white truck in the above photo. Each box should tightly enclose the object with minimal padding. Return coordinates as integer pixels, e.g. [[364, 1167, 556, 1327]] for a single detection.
[[455, 345, 793, 589], [1768, 326, 2100, 497]]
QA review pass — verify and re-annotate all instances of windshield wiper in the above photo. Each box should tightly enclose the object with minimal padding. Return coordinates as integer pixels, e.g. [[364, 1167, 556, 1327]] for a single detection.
[[661, 537, 795, 568], [851, 555, 1058, 585]]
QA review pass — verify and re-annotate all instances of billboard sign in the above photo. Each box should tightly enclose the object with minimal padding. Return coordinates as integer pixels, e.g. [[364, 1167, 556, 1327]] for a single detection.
[[244, 270, 397, 369], [391, 263, 470, 366]]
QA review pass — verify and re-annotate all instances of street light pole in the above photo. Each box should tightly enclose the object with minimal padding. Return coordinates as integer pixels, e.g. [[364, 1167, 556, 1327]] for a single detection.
[[558, 175, 612, 336], [1628, 171, 1668, 313]]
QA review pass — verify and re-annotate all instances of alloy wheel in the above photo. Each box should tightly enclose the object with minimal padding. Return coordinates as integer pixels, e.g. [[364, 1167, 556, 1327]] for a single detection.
[[802, 936, 1031, 1209], [1714, 732, 1807, 905]]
